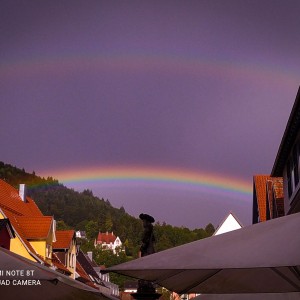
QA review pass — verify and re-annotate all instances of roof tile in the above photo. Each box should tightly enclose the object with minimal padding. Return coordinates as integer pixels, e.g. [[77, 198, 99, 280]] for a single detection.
[[14, 216, 53, 239], [96, 232, 117, 244], [53, 230, 75, 249], [0, 179, 43, 217]]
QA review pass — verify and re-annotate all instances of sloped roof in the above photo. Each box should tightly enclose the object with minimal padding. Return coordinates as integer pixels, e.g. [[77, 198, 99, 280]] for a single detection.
[[1, 207, 44, 262], [76, 261, 93, 283], [253, 175, 270, 222], [13, 216, 53, 239], [272, 86, 300, 176], [0, 180, 53, 264], [77, 250, 102, 285], [53, 230, 75, 249], [0, 179, 43, 217], [96, 232, 117, 244], [213, 212, 243, 236], [52, 252, 72, 275]]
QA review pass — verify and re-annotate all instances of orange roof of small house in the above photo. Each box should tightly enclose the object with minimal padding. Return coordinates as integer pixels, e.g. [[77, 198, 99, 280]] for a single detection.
[[53, 230, 75, 249], [0, 180, 53, 263], [0, 179, 43, 217], [0, 208, 45, 262], [96, 232, 117, 244], [13, 216, 53, 239]]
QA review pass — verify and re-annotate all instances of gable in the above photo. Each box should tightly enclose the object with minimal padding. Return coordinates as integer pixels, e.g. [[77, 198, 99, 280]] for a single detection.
[[214, 213, 243, 235], [96, 232, 117, 244]]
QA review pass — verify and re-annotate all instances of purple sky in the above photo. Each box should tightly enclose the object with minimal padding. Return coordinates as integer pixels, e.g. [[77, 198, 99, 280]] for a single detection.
[[1, 1, 300, 228]]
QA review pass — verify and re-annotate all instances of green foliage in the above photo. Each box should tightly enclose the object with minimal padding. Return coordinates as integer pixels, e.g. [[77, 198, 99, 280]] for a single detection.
[[56, 220, 72, 230], [205, 223, 215, 236], [93, 247, 131, 287], [85, 220, 99, 240]]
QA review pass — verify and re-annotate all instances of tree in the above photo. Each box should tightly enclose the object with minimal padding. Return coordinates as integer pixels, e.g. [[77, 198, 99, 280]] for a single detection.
[[92, 248, 130, 287], [104, 213, 113, 232], [56, 220, 71, 230], [85, 220, 99, 240], [205, 223, 215, 236]]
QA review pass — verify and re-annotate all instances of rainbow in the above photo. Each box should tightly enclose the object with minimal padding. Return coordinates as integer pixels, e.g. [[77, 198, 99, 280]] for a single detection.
[[1, 52, 298, 88], [40, 165, 252, 198]]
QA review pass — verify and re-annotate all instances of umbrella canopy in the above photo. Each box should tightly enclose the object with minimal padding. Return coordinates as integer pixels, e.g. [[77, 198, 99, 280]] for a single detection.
[[106, 212, 300, 294], [196, 293, 300, 300], [0, 247, 117, 300]]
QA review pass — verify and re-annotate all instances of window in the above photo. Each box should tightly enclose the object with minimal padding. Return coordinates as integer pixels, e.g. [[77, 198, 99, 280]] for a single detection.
[[287, 140, 300, 200], [287, 159, 293, 197], [292, 146, 299, 186], [46, 244, 52, 258]]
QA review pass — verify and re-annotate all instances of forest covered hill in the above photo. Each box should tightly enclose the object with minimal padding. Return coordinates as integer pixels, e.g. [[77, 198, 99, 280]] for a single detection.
[[0, 161, 215, 257]]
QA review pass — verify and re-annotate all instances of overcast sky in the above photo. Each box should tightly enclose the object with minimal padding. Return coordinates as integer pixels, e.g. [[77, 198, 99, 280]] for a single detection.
[[1, 1, 300, 228]]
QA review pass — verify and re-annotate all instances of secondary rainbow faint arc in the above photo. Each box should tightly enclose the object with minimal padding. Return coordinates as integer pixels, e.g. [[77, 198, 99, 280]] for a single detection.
[[1, 53, 297, 86], [45, 166, 252, 197]]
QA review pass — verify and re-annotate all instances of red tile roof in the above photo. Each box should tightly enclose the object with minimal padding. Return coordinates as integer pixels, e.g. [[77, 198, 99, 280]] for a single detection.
[[96, 232, 117, 244], [0, 179, 43, 217], [0, 180, 54, 262], [1, 208, 44, 260], [13, 216, 53, 239], [53, 230, 75, 249]]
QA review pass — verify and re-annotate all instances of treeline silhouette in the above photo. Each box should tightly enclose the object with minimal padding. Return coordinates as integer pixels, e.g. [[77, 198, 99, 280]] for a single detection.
[[0, 161, 215, 257]]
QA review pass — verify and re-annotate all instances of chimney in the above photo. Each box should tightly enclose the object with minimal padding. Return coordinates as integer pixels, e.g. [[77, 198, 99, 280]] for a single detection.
[[87, 251, 93, 261], [19, 184, 27, 202]]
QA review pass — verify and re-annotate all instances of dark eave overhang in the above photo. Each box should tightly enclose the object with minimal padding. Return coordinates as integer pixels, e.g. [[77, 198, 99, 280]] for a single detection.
[[271, 86, 300, 177]]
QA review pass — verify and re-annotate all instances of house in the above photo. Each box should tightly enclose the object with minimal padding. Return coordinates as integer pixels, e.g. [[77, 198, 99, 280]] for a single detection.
[[76, 249, 112, 294], [76, 230, 87, 239], [0, 180, 55, 263], [52, 230, 77, 279], [253, 86, 300, 223], [85, 250, 120, 297], [253, 175, 285, 224], [213, 212, 243, 235], [94, 231, 123, 254], [12, 215, 56, 264], [271, 86, 300, 215], [52, 252, 72, 276], [0, 179, 115, 295]]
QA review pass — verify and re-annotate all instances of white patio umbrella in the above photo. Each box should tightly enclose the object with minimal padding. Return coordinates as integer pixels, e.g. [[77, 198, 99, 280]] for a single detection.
[[106, 212, 300, 294], [0, 247, 117, 300], [195, 293, 300, 300]]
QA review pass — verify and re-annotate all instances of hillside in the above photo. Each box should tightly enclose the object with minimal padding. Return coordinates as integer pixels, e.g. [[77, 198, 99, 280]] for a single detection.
[[0, 161, 214, 256]]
